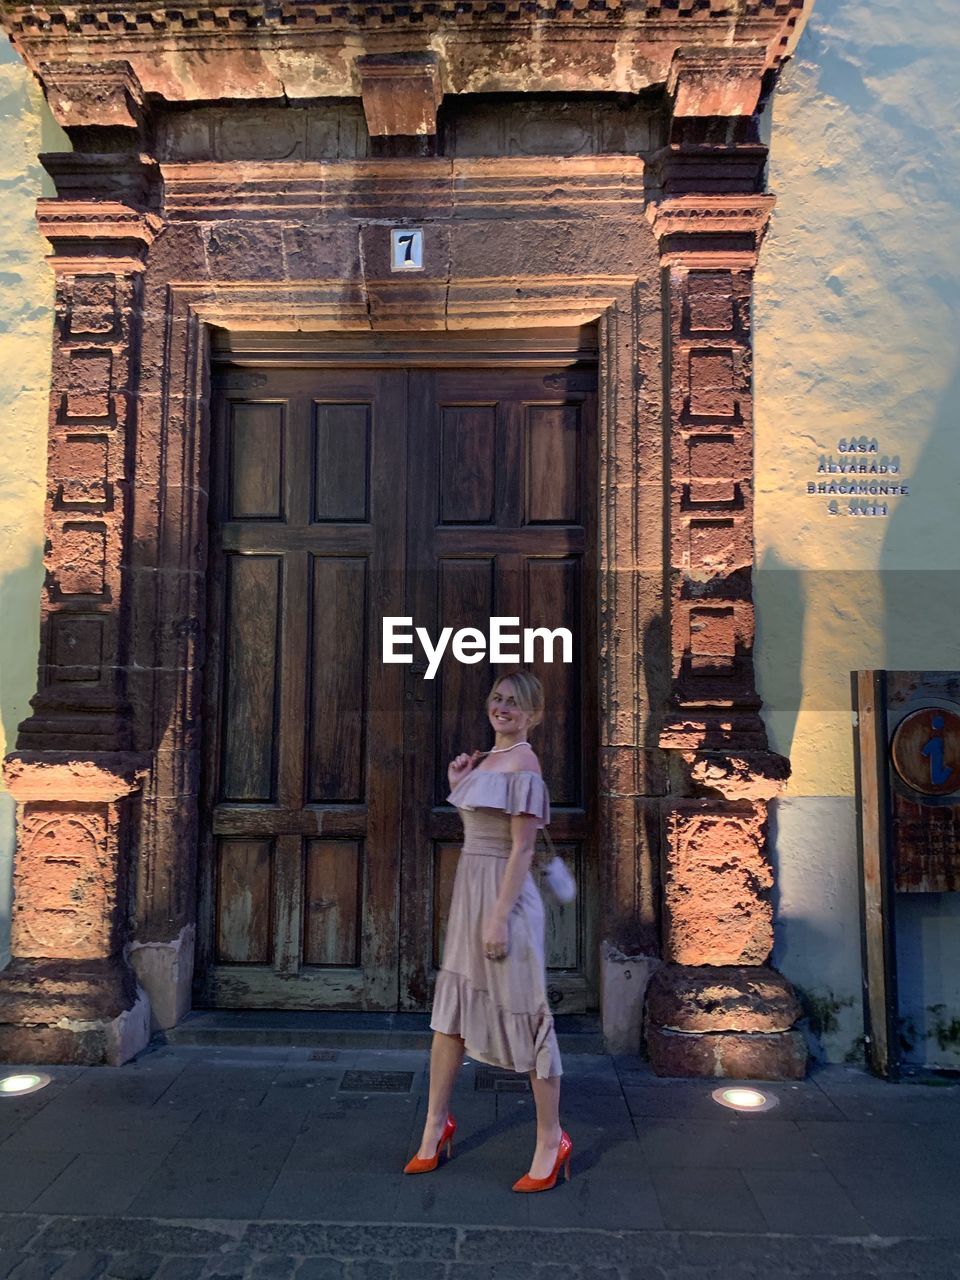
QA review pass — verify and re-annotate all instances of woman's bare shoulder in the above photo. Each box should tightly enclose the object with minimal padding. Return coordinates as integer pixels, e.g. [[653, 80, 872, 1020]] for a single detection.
[[502, 746, 541, 776]]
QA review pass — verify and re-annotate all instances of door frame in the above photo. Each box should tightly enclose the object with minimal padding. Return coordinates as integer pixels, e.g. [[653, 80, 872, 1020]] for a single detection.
[[129, 247, 665, 1023], [194, 328, 610, 1011]]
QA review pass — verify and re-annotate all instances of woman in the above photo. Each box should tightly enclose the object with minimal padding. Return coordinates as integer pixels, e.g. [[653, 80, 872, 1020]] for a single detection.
[[402, 668, 572, 1192]]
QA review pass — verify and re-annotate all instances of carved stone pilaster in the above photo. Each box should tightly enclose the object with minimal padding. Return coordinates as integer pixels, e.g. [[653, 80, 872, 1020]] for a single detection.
[[15, 201, 161, 753], [645, 192, 805, 1080], [650, 195, 776, 754], [0, 198, 161, 1064]]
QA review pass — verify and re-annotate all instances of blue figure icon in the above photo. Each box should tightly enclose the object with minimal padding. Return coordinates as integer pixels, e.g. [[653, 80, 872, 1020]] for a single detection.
[[921, 714, 954, 787]]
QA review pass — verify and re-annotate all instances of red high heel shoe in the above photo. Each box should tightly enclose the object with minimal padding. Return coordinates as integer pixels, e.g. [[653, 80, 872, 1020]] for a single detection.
[[511, 1130, 573, 1192], [403, 1114, 456, 1174]]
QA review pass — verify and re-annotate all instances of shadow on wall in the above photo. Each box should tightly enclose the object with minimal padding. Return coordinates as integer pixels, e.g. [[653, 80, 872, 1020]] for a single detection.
[[882, 356, 960, 1069], [754, 546, 805, 765], [754, 550, 803, 998], [0, 551, 45, 965], [0, 42, 71, 965], [0, 551, 44, 759]]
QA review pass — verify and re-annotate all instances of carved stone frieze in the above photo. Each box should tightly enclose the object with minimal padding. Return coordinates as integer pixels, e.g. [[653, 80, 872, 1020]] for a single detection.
[[158, 155, 648, 220], [1, 1, 812, 105], [4, 0, 811, 34]]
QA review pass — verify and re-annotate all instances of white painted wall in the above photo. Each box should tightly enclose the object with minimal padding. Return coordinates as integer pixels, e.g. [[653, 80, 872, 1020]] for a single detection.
[[756, 0, 960, 1066]]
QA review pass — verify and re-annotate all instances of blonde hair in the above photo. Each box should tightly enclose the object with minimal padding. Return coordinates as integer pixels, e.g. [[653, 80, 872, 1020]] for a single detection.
[[486, 668, 545, 730]]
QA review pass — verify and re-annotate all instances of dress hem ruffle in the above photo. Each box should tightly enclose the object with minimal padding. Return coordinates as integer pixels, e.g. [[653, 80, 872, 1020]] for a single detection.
[[430, 966, 563, 1080]]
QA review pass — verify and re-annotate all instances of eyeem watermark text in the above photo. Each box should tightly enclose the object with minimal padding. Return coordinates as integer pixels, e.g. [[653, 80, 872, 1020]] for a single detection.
[[382, 617, 573, 680]]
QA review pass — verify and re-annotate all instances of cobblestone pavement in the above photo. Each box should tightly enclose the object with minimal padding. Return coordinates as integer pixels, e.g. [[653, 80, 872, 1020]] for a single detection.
[[2, 1216, 960, 1280]]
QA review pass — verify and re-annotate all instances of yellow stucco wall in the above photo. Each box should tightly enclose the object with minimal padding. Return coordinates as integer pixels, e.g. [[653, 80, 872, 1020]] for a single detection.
[[754, 0, 960, 798], [0, 42, 69, 962], [754, 0, 960, 1066]]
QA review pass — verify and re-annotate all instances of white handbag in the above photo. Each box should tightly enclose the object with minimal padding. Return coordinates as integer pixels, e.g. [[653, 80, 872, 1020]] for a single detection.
[[537, 825, 577, 905]]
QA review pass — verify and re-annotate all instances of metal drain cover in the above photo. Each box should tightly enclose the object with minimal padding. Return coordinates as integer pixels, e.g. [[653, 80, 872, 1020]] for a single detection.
[[339, 1070, 415, 1093], [309, 1049, 339, 1062], [475, 1066, 530, 1093]]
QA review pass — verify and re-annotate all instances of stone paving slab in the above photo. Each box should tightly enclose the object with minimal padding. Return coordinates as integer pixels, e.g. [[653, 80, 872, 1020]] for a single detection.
[[0, 1045, 958, 1274], [1, 1218, 960, 1280]]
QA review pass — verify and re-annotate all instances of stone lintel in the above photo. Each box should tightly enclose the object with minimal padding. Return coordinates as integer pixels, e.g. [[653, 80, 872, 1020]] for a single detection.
[[357, 52, 441, 138]]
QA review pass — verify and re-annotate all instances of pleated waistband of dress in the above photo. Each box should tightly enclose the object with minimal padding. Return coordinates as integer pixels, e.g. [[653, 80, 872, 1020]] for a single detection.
[[460, 836, 511, 859]]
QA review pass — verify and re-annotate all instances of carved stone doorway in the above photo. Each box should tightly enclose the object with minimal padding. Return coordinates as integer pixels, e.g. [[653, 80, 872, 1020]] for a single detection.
[[0, 0, 813, 1074], [198, 335, 599, 1017]]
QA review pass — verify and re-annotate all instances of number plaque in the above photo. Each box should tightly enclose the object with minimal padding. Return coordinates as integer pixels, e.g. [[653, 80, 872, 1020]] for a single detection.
[[390, 228, 424, 272]]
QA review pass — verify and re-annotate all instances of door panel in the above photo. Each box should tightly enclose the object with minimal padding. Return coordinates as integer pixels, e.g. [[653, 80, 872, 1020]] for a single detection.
[[308, 556, 367, 802], [199, 352, 597, 1014], [400, 367, 598, 1014], [197, 369, 405, 1009]]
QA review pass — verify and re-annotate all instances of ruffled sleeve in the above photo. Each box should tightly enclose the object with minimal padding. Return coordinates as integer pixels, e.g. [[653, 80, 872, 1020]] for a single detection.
[[446, 769, 550, 827]]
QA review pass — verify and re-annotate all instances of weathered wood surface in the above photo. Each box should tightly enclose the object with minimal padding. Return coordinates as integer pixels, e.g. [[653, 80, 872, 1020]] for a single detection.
[[199, 366, 405, 1008], [400, 365, 598, 1012], [200, 350, 599, 1013]]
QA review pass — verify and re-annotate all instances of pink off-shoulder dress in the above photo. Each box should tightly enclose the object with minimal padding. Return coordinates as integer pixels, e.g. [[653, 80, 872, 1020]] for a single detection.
[[429, 767, 563, 1079]]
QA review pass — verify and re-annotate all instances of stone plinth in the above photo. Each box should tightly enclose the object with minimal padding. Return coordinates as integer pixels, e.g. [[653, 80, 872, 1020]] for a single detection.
[[646, 1024, 808, 1081], [646, 963, 802, 1033], [0, 754, 149, 1065]]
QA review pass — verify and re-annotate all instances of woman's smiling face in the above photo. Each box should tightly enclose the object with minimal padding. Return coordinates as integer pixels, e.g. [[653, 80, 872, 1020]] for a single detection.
[[487, 677, 531, 737]]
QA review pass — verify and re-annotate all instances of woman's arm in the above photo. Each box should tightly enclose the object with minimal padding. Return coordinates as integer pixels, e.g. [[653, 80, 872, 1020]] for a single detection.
[[481, 814, 542, 957]]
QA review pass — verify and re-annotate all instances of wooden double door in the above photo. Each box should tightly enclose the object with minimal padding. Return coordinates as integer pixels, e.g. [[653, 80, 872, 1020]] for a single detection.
[[196, 344, 598, 1013]]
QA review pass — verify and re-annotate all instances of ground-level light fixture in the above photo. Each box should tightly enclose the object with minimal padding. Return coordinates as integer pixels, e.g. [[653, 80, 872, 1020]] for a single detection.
[[0, 1072, 51, 1097], [711, 1085, 779, 1113]]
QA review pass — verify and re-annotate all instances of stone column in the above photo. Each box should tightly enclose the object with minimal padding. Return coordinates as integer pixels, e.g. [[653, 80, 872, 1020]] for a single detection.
[[0, 62, 162, 1064], [642, 52, 807, 1079]]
